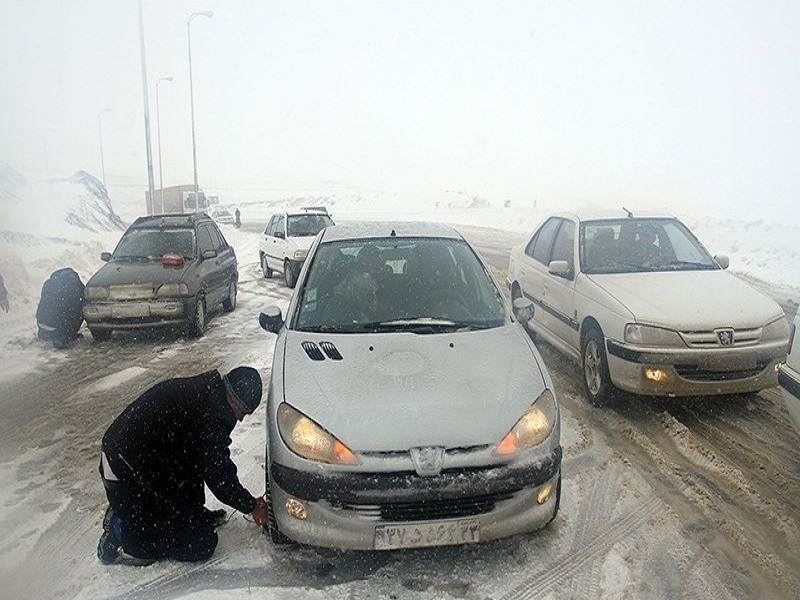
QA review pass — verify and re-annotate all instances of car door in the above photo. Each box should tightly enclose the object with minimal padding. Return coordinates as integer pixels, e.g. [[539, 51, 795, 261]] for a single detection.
[[267, 214, 287, 272], [210, 223, 237, 302], [195, 224, 222, 305], [539, 218, 580, 352]]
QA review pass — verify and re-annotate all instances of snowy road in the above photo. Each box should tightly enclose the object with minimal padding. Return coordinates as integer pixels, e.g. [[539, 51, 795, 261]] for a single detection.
[[0, 224, 798, 600]]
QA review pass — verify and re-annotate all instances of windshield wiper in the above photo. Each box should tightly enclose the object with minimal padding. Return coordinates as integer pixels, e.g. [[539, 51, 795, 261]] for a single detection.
[[356, 318, 498, 333], [113, 255, 151, 262], [654, 260, 716, 270]]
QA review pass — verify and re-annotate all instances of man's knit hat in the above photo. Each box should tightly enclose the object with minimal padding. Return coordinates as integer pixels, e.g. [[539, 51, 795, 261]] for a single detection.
[[223, 367, 263, 414]]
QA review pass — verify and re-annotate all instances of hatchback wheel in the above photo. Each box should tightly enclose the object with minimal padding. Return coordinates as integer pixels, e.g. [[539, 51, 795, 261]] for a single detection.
[[188, 294, 206, 338], [284, 260, 297, 288], [261, 254, 272, 278], [223, 279, 237, 312], [582, 327, 613, 407]]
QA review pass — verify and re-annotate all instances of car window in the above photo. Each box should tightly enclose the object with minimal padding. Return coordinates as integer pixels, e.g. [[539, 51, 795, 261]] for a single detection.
[[208, 224, 227, 251], [114, 228, 196, 260], [274, 215, 286, 236], [550, 220, 575, 267], [287, 214, 334, 237], [197, 225, 215, 254], [531, 218, 560, 264], [295, 238, 507, 332], [265, 215, 277, 235]]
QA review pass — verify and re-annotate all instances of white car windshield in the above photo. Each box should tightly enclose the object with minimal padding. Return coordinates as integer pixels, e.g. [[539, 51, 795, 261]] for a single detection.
[[113, 228, 196, 260], [295, 237, 507, 333], [580, 218, 719, 274], [287, 214, 334, 237]]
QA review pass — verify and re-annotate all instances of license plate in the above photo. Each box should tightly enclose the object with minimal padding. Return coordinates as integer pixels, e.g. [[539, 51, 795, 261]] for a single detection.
[[112, 303, 150, 318], [374, 518, 480, 550]]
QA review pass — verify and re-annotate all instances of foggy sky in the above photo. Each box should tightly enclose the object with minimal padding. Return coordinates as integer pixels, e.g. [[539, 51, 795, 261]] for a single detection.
[[1, 1, 798, 219]]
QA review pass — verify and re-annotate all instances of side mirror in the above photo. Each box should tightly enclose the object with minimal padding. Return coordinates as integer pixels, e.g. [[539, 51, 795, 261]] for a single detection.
[[512, 296, 535, 324], [714, 255, 730, 269], [101, 252, 112, 262], [275, 231, 286, 240], [548, 260, 572, 278], [202, 249, 217, 260], [259, 306, 284, 334]]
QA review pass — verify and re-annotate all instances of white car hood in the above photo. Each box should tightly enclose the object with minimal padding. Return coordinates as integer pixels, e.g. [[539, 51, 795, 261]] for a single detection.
[[588, 270, 782, 329], [281, 326, 546, 452]]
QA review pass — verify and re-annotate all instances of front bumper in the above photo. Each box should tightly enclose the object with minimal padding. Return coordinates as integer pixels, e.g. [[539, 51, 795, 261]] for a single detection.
[[83, 298, 189, 330], [268, 446, 562, 550], [605, 339, 785, 396]]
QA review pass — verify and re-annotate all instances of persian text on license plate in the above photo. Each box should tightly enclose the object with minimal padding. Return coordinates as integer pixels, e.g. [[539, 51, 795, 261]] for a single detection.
[[374, 519, 480, 550]]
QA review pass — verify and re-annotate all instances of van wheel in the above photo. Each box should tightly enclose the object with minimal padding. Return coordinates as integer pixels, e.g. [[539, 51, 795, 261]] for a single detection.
[[261, 254, 272, 278], [90, 328, 112, 342], [188, 294, 206, 338], [223, 279, 237, 312], [582, 327, 613, 407], [284, 260, 297, 288]]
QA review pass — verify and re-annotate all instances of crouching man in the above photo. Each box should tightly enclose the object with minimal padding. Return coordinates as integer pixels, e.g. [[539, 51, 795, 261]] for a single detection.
[[97, 367, 269, 564]]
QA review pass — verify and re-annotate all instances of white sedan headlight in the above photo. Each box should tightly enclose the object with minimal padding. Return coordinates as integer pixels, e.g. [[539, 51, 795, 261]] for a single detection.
[[293, 249, 308, 260], [494, 389, 557, 456], [278, 403, 358, 465], [762, 317, 790, 342], [84, 286, 109, 300], [624, 323, 685, 347]]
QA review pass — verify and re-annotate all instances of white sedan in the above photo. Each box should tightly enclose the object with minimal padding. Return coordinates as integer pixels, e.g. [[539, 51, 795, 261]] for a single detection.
[[507, 210, 789, 406]]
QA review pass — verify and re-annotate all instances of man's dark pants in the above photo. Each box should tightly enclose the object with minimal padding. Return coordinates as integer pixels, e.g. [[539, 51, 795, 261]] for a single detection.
[[101, 473, 218, 562]]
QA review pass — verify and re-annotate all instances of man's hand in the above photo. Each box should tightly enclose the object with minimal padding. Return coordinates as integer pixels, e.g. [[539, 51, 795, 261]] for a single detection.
[[251, 497, 269, 527]]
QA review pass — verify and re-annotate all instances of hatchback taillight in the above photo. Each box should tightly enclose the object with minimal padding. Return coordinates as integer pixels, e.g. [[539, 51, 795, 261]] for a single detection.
[[162, 253, 185, 267]]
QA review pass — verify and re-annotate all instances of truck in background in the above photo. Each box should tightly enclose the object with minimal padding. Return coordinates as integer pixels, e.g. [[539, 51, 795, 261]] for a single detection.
[[145, 185, 218, 215]]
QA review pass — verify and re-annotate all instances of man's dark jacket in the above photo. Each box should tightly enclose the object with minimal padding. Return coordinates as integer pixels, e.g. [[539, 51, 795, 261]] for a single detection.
[[101, 370, 258, 520]]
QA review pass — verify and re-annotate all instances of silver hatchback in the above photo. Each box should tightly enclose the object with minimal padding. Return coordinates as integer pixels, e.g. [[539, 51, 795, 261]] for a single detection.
[[259, 222, 561, 550]]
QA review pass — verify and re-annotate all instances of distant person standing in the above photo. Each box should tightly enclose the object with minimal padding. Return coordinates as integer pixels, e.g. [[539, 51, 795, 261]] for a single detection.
[[234, 207, 241, 228], [36, 267, 84, 348], [0, 273, 9, 312]]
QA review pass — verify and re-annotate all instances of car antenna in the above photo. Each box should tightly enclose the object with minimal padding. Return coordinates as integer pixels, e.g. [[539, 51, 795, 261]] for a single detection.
[[622, 207, 634, 219]]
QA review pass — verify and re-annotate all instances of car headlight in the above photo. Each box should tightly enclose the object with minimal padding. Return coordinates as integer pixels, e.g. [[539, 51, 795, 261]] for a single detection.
[[495, 389, 557, 456], [762, 316, 790, 342], [84, 286, 109, 300], [278, 403, 358, 464], [293, 249, 308, 260], [624, 323, 685, 347], [155, 283, 190, 298]]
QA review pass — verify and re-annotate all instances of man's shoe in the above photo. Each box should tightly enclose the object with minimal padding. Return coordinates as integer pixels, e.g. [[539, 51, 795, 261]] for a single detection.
[[97, 530, 121, 565]]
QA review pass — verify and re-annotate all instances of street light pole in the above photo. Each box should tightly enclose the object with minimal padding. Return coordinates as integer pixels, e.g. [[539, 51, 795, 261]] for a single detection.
[[187, 10, 214, 213], [138, 0, 156, 210], [97, 108, 112, 188], [156, 76, 174, 214]]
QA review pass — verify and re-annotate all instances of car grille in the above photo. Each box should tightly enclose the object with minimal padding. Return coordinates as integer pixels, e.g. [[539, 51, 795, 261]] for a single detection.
[[109, 283, 154, 300], [679, 327, 761, 348], [341, 489, 518, 522], [674, 361, 770, 382]]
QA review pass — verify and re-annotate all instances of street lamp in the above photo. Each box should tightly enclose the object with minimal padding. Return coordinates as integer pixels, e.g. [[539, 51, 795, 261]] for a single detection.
[[187, 9, 214, 213], [97, 108, 112, 188], [156, 76, 174, 214]]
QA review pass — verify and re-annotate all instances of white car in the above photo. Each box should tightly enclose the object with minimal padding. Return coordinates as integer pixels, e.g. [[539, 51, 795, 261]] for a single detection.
[[507, 210, 789, 406], [211, 208, 234, 225], [259, 208, 334, 288], [779, 314, 800, 435], [258, 222, 561, 550]]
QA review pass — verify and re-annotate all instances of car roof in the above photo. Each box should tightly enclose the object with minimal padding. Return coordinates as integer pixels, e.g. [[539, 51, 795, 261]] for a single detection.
[[546, 209, 678, 222], [130, 213, 211, 229], [319, 221, 463, 243]]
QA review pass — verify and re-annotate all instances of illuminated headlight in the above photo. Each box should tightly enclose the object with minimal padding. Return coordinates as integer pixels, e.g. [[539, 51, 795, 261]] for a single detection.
[[495, 389, 557, 456], [624, 323, 684, 347], [155, 283, 190, 298], [278, 403, 359, 464], [293, 249, 308, 260], [761, 317, 790, 342], [84, 286, 109, 300]]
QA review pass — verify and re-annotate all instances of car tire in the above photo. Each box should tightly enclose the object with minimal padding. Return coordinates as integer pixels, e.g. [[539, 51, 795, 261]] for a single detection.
[[188, 294, 206, 338], [284, 260, 297, 289], [582, 327, 613, 407], [265, 461, 292, 545], [223, 279, 237, 312], [261, 254, 272, 279], [89, 328, 112, 342]]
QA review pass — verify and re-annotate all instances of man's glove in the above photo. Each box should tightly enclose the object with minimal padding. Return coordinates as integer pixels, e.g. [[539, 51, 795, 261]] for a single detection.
[[251, 497, 269, 527]]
